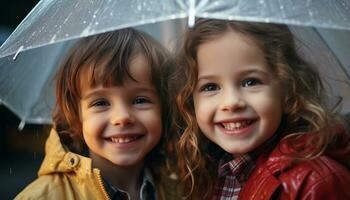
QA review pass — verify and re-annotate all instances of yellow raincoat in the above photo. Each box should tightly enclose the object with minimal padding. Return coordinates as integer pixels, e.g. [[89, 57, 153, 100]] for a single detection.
[[15, 129, 179, 200]]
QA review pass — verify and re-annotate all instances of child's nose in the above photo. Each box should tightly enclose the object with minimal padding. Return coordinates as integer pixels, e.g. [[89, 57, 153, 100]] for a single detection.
[[110, 106, 135, 126], [220, 89, 246, 112]]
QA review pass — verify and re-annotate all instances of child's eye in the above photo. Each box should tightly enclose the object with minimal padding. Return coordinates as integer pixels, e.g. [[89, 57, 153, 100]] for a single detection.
[[242, 78, 262, 87], [133, 96, 151, 104], [200, 83, 220, 92], [90, 99, 110, 107]]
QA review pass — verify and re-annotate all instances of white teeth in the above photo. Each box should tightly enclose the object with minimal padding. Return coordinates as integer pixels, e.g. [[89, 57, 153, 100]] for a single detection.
[[110, 136, 139, 144], [222, 120, 251, 130]]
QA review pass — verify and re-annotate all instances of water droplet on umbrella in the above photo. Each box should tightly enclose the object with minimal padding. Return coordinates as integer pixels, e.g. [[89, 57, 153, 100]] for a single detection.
[[18, 120, 25, 131], [13, 45, 24, 60], [49, 34, 57, 43]]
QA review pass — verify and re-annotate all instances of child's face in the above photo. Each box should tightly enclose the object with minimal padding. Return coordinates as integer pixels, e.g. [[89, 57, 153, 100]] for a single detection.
[[193, 31, 283, 155], [79, 54, 162, 166]]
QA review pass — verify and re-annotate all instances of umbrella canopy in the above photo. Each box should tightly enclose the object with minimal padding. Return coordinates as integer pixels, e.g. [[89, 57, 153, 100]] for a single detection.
[[1, 0, 350, 128]]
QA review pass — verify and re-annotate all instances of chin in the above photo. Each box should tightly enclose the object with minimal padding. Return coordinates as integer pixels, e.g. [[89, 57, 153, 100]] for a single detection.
[[111, 157, 143, 167], [223, 145, 253, 155]]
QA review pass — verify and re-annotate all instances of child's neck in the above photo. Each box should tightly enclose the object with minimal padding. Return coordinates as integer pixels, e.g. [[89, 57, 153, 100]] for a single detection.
[[89, 152, 144, 198]]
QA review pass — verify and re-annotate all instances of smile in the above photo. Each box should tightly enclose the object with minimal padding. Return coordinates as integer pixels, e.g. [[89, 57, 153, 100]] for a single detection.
[[108, 135, 143, 144], [221, 120, 254, 130]]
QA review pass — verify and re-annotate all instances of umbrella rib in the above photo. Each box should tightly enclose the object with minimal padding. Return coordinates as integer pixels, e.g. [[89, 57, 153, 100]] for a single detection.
[[313, 27, 350, 81]]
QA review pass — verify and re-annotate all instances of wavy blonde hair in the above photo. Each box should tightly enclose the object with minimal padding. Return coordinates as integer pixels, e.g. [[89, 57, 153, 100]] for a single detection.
[[170, 19, 342, 199]]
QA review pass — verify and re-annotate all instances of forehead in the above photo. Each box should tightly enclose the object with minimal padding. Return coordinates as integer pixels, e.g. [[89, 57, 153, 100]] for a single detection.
[[78, 54, 152, 94], [128, 54, 152, 83], [197, 30, 268, 74]]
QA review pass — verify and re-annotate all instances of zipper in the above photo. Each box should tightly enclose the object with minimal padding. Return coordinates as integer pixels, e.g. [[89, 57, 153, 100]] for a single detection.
[[94, 169, 111, 200]]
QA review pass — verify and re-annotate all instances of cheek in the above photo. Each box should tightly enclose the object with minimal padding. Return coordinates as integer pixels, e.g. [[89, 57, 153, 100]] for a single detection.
[[143, 109, 162, 135], [193, 95, 215, 128], [81, 114, 105, 137], [253, 93, 283, 127]]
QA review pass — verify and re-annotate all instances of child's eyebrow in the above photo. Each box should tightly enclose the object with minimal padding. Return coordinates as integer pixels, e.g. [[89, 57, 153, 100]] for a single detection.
[[197, 74, 216, 81], [81, 90, 105, 100], [81, 86, 158, 100], [197, 68, 270, 81], [240, 68, 270, 76]]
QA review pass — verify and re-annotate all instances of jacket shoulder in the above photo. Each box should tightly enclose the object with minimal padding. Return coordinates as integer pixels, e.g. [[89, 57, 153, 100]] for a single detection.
[[277, 155, 350, 199], [240, 140, 350, 200], [14, 174, 74, 200]]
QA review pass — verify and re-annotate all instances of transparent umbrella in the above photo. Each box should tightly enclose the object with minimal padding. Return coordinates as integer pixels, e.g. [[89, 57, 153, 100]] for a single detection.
[[0, 0, 350, 129]]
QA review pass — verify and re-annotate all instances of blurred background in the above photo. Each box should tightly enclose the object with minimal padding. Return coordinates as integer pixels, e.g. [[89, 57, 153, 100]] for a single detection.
[[1, 1, 350, 200], [0, 1, 49, 199]]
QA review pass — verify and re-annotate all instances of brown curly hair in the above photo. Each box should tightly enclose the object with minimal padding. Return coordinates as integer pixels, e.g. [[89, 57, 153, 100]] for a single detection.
[[170, 18, 342, 199]]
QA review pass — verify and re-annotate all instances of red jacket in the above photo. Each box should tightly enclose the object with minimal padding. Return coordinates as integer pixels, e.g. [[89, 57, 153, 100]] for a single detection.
[[239, 130, 350, 200]]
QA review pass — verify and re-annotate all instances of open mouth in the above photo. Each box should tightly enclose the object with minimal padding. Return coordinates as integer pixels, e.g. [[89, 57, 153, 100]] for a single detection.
[[221, 120, 254, 131], [107, 135, 143, 144]]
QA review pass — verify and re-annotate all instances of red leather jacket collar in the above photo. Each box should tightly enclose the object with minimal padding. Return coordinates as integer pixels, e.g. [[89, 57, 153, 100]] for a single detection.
[[239, 128, 350, 200]]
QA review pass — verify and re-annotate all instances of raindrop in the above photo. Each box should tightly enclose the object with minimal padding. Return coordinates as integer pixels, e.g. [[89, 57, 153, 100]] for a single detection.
[[93, 14, 96, 18], [65, 33, 69, 37], [259, 0, 264, 4], [95, 22, 99, 25], [137, 4, 142, 11], [83, 20, 87, 24], [81, 26, 92, 36], [9, 168, 13, 175], [110, 12, 113, 16], [13, 45, 24, 60], [280, 5, 284, 10], [49, 34, 57, 43], [18, 120, 25, 131]]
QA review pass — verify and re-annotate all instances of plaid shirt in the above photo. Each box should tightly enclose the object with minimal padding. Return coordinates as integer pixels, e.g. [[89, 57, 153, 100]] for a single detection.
[[210, 153, 256, 200], [102, 169, 156, 200], [210, 135, 279, 200]]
